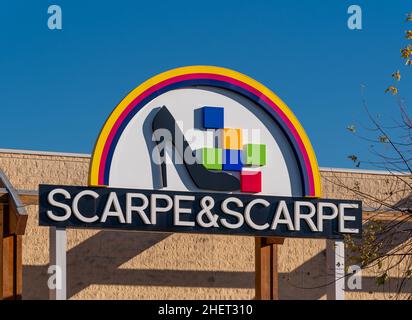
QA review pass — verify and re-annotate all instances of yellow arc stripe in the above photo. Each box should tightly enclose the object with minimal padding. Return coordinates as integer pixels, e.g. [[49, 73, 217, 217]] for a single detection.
[[88, 66, 321, 197]]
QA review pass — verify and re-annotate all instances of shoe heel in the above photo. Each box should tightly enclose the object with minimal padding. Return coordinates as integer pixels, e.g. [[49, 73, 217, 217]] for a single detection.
[[160, 157, 167, 188], [153, 138, 168, 188]]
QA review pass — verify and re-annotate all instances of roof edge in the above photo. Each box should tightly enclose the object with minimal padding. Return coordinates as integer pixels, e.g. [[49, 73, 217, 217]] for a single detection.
[[0, 148, 90, 158], [0, 148, 409, 175]]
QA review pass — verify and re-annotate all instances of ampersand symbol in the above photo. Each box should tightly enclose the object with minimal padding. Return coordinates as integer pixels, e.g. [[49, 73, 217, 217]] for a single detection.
[[197, 196, 219, 228]]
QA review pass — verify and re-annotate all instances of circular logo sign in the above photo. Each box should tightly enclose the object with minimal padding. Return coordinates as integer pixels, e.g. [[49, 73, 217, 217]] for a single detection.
[[89, 66, 321, 198]]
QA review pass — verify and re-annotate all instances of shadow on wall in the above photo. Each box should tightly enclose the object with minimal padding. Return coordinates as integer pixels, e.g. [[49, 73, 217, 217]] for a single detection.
[[23, 231, 255, 299], [23, 227, 412, 299], [280, 219, 412, 299]]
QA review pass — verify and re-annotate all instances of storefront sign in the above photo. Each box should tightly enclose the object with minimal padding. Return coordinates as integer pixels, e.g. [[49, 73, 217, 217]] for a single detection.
[[39, 185, 361, 239], [39, 66, 362, 239]]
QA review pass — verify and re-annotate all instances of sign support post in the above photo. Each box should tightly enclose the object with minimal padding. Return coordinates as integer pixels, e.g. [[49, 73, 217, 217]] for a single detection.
[[326, 239, 345, 300], [49, 227, 67, 300], [255, 237, 284, 300]]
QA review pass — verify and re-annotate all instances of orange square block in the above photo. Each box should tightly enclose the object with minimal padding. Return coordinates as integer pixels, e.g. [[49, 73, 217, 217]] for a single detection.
[[223, 128, 242, 150]]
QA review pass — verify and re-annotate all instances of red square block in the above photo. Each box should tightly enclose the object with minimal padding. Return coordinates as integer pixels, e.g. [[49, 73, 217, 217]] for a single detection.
[[241, 170, 262, 193]]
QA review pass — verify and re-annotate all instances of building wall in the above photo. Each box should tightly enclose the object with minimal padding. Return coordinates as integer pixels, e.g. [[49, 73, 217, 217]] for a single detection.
[[0, 149, 410, 300]]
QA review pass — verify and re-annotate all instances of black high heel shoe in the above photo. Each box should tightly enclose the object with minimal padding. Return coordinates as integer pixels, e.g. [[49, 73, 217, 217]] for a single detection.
[[152, 106, 240, 191]]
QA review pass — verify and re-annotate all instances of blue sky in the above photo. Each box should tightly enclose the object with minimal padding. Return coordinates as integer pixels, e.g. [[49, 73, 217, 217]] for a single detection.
[[0, 0, 411, 169]]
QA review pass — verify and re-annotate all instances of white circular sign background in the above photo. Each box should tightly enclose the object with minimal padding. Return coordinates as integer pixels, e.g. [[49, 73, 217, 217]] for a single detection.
[[109, 86, 303, 197]]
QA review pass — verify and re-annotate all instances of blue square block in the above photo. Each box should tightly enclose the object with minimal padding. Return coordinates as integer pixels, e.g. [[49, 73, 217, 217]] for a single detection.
[[223, 149, 243, 171], [202, 106, 224, 129]]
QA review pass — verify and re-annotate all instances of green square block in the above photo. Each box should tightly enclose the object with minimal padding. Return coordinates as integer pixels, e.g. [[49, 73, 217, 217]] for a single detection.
[[245, 144, 266, 166], [201, 148, 222, 170]]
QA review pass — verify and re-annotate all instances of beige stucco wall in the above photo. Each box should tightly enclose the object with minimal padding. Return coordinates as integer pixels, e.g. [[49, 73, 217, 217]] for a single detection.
[[0, 149, 410, 300]]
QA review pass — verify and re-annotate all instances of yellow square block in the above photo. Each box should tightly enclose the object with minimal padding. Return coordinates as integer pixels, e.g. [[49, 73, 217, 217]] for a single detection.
[[223, 128, 242, 150]]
